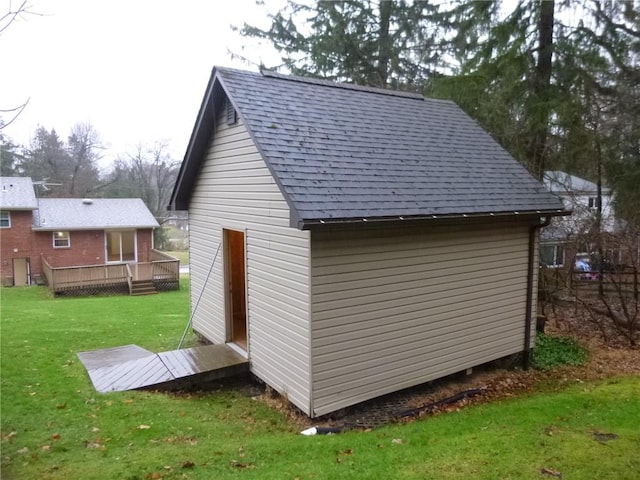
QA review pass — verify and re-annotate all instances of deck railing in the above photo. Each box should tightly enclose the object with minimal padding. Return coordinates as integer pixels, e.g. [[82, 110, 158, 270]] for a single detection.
[[150, 249, 180, 280], [41, 251, 180, 295], [41, 255, 54, 287], [41, 255, 129, 293]]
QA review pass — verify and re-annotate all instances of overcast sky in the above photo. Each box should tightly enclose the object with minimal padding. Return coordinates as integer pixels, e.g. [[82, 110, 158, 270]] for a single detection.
[[1, 0, 282, 166]]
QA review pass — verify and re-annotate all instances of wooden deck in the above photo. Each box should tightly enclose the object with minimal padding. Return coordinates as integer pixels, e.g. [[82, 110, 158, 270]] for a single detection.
[[77, 344, 249, 393], [41, 250, 180, 296]]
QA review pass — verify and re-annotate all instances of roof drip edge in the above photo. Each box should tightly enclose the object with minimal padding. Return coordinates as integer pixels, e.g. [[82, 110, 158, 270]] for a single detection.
[[298, 209, 570, 230]]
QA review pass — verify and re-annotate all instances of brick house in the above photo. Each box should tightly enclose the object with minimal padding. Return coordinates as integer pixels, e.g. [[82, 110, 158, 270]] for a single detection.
[[1, 176, 160, 287]]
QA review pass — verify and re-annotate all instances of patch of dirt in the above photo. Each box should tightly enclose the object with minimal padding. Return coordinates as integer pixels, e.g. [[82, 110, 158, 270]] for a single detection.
[[257, 304, 640, 430]]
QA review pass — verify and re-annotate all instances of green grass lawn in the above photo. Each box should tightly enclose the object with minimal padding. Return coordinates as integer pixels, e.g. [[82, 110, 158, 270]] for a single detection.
[[162, 250, 189, 265], [1, 285, 639, 479]]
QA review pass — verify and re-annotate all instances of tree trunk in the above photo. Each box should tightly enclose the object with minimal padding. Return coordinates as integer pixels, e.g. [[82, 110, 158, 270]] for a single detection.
[[376, 0, 392, 87], [527, 0, 554, 180], [596, 131, 604, 297]]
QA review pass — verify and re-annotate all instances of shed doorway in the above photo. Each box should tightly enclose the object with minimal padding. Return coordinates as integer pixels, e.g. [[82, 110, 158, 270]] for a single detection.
[[224, 229, 247, 351], [13, 257, 30, 286]]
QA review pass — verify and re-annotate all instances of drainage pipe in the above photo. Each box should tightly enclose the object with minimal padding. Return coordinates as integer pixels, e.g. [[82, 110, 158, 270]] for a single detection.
[[523, 217, 551, 370]]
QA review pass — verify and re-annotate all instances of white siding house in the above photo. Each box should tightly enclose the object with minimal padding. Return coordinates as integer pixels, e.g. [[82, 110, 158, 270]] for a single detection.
[[170, 67, 566, 416], [541, 171, 617, 267], [187, 113, 312, 411]]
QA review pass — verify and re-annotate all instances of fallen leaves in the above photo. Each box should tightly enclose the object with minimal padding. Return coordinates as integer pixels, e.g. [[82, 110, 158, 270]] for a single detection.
[[593, 431, 618, 442], [84, 437, 109, 451], [162, 436, 198, 445], [543, 425, 563, 436], [540, 467, 563, 478], [2, 431, 17, 441], [336, 448, 354, 464]]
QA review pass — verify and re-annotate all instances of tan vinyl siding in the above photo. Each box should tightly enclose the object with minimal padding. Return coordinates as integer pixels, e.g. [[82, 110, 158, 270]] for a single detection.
[[188, 113, 312, 414], [310, 223, 534, 416]]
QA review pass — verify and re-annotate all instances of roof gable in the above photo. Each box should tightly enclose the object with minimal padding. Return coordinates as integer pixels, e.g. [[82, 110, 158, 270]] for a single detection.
[[171, 67, 565, 228], [0, 176, 38, 210]]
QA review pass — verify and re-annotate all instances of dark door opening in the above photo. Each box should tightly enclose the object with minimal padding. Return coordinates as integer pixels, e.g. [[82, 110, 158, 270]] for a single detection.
[[224, 229, 247, 350]]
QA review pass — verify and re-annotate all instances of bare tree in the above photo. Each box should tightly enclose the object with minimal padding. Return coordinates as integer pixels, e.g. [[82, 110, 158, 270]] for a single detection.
[[0, 0, 32, 34], [66, 122, 102, 196], [109, 142, 179, 218], [541, 222, 640, 346], [0, 1, 39, 129]]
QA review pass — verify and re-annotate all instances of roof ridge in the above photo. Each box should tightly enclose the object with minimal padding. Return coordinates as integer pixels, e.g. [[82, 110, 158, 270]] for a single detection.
[[259, 69, 425, 100]]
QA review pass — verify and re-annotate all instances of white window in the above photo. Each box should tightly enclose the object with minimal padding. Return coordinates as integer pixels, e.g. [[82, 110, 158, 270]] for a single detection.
[[588, 197, 599, 210], [0, 211, 10, 228], [540, 244, 565, 267], [53, 231, 70, 248]]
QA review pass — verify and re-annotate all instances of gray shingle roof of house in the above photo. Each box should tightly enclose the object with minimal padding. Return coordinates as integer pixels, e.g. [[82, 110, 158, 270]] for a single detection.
[[172, 67, 566, 228], [0, 177, 38, 210], [544, 171, 610, 195], [33, 198, 159, 230]]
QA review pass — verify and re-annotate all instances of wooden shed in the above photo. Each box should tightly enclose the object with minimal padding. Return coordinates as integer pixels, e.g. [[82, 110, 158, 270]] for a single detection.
[[169, 67, 567, 417]]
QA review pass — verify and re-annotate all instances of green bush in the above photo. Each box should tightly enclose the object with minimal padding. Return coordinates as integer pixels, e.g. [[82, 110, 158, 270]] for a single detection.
[[533, 333, 589, 370]]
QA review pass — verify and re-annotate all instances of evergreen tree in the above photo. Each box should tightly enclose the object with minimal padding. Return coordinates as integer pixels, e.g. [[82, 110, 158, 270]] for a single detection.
[[0, 130, 23, 176], [21, 127, 69, 196], [21, 123, 102, 197], [430, 0, 639, 219], [238, 0, 441, 88], [240, 0, 639, 221], [428, 0, 560, 179]]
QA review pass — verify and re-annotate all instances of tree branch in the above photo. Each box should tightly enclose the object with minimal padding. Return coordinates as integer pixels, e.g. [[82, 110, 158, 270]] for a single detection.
[[0, 0, 42, 35], [0, 98, 30, 129]]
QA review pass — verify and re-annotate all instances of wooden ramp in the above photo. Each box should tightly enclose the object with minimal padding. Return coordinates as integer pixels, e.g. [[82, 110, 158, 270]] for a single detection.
[[77, 344, 249, 393]]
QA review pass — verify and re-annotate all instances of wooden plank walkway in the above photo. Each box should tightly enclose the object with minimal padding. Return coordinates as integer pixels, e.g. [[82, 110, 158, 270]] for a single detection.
[[77, 344, 249, 393]]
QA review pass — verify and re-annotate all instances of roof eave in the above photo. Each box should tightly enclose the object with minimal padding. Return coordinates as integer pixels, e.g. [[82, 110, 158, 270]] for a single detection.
[[297, 209, 570, 230], [0, 206, 38, 211], [33, 225, 158, 231]]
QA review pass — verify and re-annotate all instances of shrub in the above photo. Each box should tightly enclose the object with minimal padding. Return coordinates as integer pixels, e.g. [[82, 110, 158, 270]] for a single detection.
[[533, 333, 589, 370]]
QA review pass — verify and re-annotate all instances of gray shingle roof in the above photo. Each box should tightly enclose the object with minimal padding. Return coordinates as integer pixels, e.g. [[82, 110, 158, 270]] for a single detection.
[[33, 198, 159, 230], [172, 67, 566, 228], [0, 177, 38, 210], [544, 171, 610, 195]]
